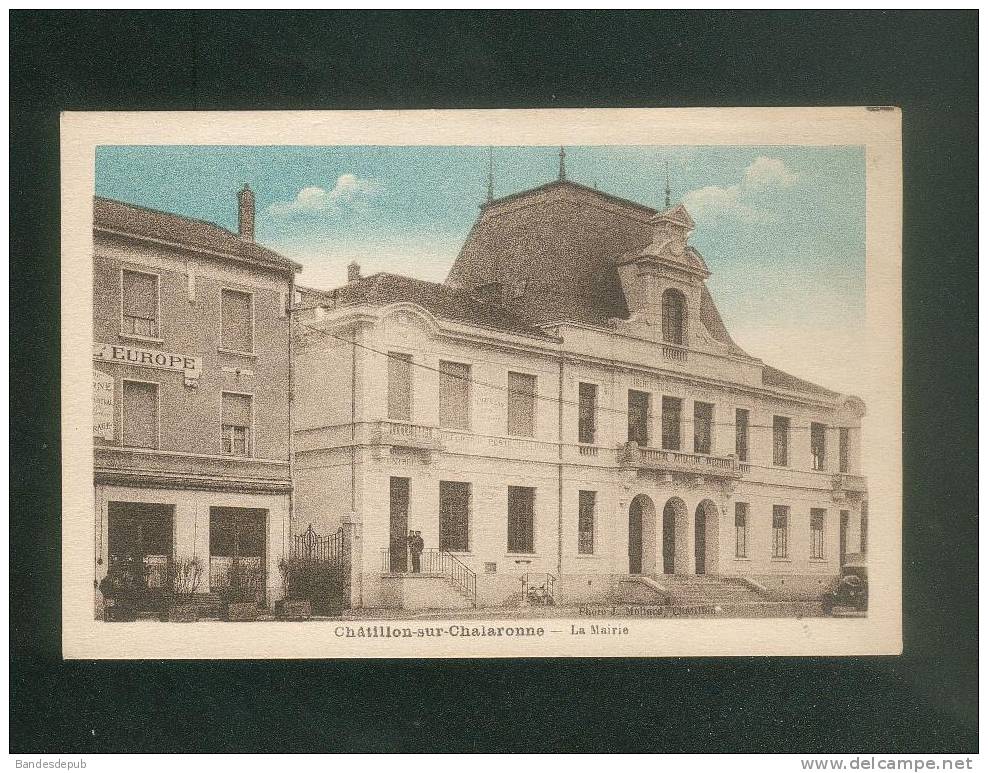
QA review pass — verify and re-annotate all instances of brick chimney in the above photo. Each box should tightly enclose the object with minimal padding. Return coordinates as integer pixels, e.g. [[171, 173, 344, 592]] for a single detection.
[[238, 184, 255, 241], [347, 261, 361, 283]]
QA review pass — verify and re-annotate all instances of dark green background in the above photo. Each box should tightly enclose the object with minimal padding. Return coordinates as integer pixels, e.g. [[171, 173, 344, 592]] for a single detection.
[[10, 10, 978, 753]]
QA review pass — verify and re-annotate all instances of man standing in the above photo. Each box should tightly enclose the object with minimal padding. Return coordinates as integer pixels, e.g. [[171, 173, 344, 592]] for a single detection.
[[410, 531, 424, 573]]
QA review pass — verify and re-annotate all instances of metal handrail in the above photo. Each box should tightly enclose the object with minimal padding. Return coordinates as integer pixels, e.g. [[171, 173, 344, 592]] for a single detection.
[[380, 548, 478, 607], [521, 572, 556, 606]]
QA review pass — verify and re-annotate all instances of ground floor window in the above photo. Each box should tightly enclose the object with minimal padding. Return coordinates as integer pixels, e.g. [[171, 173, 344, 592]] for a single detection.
[[810, 508, 826, 559], [209, 507, 267, 603], [772, 505, 789, 558], [439, 480, 470, 552], [734, 502, 748, 558], [578, 490, 595, 554], [107, 501, 174, 589], [507, 486, 535, 554]]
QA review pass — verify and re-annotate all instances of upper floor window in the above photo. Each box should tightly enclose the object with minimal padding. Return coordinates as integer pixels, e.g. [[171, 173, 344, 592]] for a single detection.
[[387, 352, 413, 422], [627, 390, 650, 446], [122, 379, 159, 449], [773, 415, 790, 467], [735, 408, 750, 462], [221, 288, 254, 353], [221, 392, 252, 457], [810, 508, 826, 559], [839, 427, 850, 473], [121, 269, 159, 338], [439, 480, 470, 553], [578, 383, 597, 444], [507, 486, 535, 554], [661, 288, 686, 345], [811, 422, 827, 470], [772, 505, 790, 558], [507, 372, 536, 437], [661, 396, 682, 451], [693, 401, 713, 454], [578, 490, 595, 555], [735, 502, 749, 558], [439, 360, 471, 430]]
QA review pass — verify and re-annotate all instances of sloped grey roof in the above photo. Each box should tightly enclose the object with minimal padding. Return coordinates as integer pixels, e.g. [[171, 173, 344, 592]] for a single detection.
[[94, 196, 301, 273], [299, 273, 557, 341]]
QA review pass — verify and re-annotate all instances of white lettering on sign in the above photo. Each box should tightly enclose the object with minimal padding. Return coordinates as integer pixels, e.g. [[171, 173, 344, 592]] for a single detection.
[[93, 368, 114, 440], [93, 343, 202, 387]]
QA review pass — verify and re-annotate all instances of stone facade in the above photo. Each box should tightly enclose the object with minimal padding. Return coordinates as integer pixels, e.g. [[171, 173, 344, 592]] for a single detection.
[[293, 181, 867, 610], [92, 191, 298, 612]]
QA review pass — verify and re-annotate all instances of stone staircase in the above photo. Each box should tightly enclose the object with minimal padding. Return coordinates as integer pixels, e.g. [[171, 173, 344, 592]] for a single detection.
[[659, 575, 768, 607]]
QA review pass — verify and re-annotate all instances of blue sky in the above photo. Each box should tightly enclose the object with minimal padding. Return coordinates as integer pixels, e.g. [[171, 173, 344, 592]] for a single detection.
[[95, 144, 866, 393]]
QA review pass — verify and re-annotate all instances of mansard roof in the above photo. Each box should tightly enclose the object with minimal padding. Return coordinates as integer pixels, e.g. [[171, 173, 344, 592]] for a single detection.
[[298, 273, 557, 341], [94, 196, 301, 273], [446, 178, 841, 398]]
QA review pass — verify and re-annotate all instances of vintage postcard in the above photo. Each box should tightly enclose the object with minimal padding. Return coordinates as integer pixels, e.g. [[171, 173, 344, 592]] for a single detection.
[[61, 108, 902, 658]]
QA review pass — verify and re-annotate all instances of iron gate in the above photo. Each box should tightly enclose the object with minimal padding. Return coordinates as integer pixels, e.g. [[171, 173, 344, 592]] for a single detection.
[[291, 525, 351, 613]]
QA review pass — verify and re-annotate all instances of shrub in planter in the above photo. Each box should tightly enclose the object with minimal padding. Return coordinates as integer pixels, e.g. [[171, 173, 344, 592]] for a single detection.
[[164, 558, 203, 622], [99, 558, 143, 622], [276, 558, 313, 621], [220, 562, 263, 622]]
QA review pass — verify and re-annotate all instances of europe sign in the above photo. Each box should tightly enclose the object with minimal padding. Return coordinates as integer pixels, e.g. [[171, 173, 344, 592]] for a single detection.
[[92, 343, 202, 387]]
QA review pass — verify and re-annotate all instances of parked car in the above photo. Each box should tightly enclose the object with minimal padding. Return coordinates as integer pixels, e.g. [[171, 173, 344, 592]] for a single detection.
[[822, 553, 868, 614]]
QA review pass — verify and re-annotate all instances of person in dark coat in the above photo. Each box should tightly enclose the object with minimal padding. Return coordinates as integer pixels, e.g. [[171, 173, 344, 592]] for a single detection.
[[409, 531, 424, 573]]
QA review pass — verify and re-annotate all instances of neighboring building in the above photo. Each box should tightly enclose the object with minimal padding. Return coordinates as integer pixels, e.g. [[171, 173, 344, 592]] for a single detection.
[[92, 187, 300, 613], [293, 176, 868, 611]]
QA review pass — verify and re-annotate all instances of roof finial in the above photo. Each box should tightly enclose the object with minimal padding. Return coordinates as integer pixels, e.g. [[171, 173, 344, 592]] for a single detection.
[[486, 146, 494, 203], [664, 160, 671, 208], [558, 146, 567, 181]]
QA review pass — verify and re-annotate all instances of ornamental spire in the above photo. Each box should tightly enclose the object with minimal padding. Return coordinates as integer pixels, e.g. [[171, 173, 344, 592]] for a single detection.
[[664, 160, 671, 208], [558, 146, 566, 181]]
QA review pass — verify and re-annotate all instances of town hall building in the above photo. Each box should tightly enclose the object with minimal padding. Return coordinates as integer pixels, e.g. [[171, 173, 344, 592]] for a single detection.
[[292, 170, 868, 611]]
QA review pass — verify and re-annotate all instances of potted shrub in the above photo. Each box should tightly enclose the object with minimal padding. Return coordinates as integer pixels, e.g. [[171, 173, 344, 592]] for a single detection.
[[221, 562, 263, 622], [275, 557, 313, 621], [164, 558, 203, 622], [99, 558, 143, 622]]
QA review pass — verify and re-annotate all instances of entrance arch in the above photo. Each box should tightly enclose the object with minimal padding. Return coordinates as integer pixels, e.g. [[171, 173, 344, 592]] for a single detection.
[[661, 497, 689, 574], [628, 495, 657, 575], [694, 499, 721, 576]]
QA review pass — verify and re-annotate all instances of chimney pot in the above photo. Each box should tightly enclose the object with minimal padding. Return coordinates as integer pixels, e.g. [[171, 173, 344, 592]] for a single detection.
[[238, 184, 255, 242], [347, 261, 361, 283]]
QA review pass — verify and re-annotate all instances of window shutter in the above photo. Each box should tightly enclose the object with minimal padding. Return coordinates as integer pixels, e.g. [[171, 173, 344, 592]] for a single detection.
[[507, 372, 535, 437], [439, 361, 470, 429], [222, 392, 252, 427], [387, 353, 413, 421], [221, 289, 253, 352], [122, 381, 158, 448], [122, 270, 157, 320]]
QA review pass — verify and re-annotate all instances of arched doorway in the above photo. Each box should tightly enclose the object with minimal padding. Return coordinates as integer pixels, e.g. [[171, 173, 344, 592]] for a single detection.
[[628, 495, 656, 575], [695, 499, 721, 576], [661, 497, 688, 574]]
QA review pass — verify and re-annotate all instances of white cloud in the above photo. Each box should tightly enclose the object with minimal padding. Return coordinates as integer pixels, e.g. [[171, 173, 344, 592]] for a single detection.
[[683, 156, 797, 224], [268, 174, 383, 216]]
